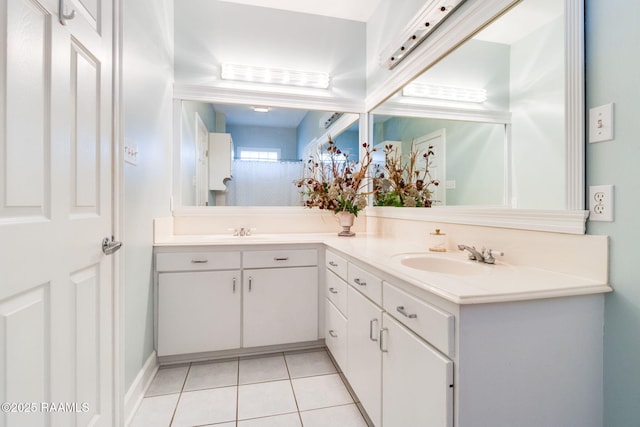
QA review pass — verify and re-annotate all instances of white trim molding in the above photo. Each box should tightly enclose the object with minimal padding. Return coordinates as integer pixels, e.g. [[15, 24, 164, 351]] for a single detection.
[[124, 351, 159, 427], [366, 207, 589, 235], [174, 84, 365, 114]]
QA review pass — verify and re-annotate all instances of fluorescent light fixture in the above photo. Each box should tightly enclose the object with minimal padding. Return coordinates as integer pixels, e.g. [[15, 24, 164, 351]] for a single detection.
[[221, 63, 330, 89], [251, 106, 270, 113], [403, 82, 487, 103], [382, 0, 467, 69]]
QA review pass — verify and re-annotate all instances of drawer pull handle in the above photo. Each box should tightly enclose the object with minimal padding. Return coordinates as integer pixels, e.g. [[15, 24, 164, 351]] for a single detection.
[[397, 306, 417, 319], [233, 278, 236, 293], [329, 330, 338, 338], [249, 276, 253, 292], [329, 261, 338, 267], [329, 287, 339, 294], [191, 259, 208, 264], [379, 327, 388, 352], [369, 318, 379, 342], [274, 257, 289, 261], [354, 278, 366, 286]]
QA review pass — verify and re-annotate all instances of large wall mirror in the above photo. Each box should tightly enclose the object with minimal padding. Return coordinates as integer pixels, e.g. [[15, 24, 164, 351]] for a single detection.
[[366, 0, 586, 232], [172, 0, 585, 233], [372, 0, 564, 209], [176, 99, 359, 207]]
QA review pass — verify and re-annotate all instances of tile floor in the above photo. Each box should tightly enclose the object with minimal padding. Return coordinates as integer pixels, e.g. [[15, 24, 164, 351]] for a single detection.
[[129, 348, 370, 427]]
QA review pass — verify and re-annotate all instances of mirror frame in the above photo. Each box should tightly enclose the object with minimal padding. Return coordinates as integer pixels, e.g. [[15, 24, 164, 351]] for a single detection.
[[172, 0, 586, 234], [364, 0, 587, 234]]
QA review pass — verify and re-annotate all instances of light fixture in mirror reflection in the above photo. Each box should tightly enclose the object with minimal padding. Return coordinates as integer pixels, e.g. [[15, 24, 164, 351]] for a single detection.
[[373, 0, 565, 210], [178, 100, 359, 207]]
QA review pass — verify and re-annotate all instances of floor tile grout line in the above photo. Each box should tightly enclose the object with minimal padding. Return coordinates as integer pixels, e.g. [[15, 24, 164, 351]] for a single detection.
[[282, 350, 305, 426], [168, 362, 192, 427]]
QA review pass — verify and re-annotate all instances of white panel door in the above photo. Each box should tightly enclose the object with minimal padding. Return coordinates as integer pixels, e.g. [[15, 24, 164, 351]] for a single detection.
[[415, 129, 446, 205], [346, 287, 382, 427], [157, 271, 241, 356], [382, 313, 454, 427], [0, 0, 115, 426], [243, 267, 318, 348]]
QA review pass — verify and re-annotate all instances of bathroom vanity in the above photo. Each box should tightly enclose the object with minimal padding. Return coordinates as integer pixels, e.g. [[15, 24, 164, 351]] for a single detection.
[[153, 229, 610, 427]]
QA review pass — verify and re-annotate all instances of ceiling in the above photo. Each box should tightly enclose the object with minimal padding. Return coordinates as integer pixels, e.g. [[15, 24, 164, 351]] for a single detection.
[[213, 103, 310, 128], [218, 0, 384, 22]]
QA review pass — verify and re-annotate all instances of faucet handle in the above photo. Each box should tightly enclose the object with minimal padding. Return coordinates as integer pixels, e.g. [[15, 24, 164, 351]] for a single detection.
[[484, 249, 504, 264]]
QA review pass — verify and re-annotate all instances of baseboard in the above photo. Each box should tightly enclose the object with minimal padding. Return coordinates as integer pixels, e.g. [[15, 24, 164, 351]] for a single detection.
[[124, 351, 159, 427]]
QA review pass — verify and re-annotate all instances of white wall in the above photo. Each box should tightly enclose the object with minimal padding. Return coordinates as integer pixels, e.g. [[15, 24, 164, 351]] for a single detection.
[[174, 0, 366, 100], [122, 0, 174, 390], [366, 0, 425, 92]]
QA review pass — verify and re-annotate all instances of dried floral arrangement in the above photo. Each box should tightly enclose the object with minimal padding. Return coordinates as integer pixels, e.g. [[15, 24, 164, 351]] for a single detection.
[[296, 137, 375, 216], [373, 141, 439, 207]]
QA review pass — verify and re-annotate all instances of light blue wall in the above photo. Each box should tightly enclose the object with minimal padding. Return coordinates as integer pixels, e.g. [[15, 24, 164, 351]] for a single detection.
[[123, 0, 174, 390], [378, 117, 505, 206], [585, 1, 640, 425], [297, 111, 329, 159], [227, 124, 298, 161]]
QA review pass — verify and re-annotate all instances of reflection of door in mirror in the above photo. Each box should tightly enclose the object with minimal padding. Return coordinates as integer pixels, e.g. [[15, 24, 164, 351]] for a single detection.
[[414, 130, 445, 205], [195, 113, 209, 206]]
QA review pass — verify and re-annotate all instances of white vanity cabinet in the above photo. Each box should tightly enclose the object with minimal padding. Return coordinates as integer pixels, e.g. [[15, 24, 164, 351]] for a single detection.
[[325, 249, 454, 427], [155, 246, 319, 360], [156, 251, 241, 357]]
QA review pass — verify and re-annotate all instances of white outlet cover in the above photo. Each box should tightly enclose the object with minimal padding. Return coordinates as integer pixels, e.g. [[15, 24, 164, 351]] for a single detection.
[[588, 184, 614, 222], [589, 103, 614, 143]]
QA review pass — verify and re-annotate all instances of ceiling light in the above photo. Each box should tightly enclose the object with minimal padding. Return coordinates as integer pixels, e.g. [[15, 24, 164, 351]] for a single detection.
[[381, 0, 467, 70], [402, 82, 487, 103], [221, 63, 330, 89], [252, 106, 270, 113]]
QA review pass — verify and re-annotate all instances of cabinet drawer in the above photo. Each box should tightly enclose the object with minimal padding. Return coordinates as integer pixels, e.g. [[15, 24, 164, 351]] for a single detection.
[[243, 249, 317, 268], [326, 250, 348, 281], [348, 262, 382, 306], [325, 299, 347, 371], [383, 281, 454, 357], [156, 251, 241, 272], [326, 270, 348, 316]]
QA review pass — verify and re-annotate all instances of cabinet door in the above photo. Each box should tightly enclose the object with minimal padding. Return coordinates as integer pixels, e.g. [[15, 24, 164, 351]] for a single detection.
[[158, 271, 240, 356], [347, 287, 383, 427], [382, 313, 454, 427], [243, 266, 318, 347]]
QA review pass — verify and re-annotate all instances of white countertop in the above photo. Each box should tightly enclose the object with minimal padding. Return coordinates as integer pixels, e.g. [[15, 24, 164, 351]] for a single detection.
[[154, 233, 612, 305]]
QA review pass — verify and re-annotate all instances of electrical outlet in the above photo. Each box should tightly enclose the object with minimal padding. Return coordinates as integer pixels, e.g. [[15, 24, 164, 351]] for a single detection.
[[589, 185, 614, 222]]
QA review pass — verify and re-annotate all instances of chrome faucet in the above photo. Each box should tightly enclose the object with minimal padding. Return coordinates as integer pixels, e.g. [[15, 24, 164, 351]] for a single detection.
[[232, 227, 253, 237], [457, 245, 504, 264]]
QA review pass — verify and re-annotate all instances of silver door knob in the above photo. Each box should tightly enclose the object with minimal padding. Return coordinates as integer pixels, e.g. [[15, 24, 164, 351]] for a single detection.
[[102, 236, 122, 255]]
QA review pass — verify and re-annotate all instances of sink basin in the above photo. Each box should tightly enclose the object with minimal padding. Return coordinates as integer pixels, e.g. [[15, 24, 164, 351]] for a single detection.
[[396, 254, 489, 276]]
